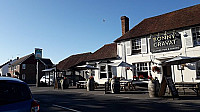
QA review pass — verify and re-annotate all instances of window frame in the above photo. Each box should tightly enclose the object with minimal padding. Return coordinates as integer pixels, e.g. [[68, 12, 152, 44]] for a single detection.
[[22, 64, 26, 70], [99, 64, 112, 79], [192, 26, 200, 46], [131, 38, 141, 54], [196, 61, 200, 79]]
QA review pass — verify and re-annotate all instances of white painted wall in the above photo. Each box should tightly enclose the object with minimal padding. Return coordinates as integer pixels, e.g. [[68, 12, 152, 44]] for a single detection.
[[0, 59, 17, 76], [116, 26, 200, 83]]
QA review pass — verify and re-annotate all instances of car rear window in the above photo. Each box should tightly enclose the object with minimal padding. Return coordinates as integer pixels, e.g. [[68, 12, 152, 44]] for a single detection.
[[0, 80, 32, 105]]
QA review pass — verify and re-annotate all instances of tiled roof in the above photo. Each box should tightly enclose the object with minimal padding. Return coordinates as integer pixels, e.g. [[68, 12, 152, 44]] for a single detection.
[[11, 53, 34, 66], [39, 58, 53, 66], [87, 43, 117, 61], [57, 52, 92, 71], [0, 60, 11, 68], [115, 4, 200, 42]]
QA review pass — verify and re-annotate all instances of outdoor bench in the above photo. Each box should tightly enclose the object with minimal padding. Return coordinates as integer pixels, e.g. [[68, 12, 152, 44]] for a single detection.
[[175, 82, 200, 96]]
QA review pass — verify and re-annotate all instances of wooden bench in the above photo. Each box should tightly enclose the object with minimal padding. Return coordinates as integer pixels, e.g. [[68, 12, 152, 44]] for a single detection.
[[120, 80, 136, 91], [175, 82, 200, 96]]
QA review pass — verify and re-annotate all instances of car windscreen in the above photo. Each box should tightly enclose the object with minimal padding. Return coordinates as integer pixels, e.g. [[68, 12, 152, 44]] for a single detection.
[[0, 80, 32, 105]]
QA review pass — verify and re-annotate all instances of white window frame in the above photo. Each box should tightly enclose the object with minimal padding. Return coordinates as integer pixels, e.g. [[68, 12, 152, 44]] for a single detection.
[[99, 64, 112, 79], [100, 65, 107, 79], [133, 62, 151, 77], [131, 38, 141, 54], [192, 26, 200, 46]]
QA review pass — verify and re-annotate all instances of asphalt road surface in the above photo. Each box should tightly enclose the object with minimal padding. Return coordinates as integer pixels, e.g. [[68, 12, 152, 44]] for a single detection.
[[30, 86, 200, 112]]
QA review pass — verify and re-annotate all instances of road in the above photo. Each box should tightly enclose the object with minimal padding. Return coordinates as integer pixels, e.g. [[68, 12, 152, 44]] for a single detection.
[[30, 86, 200, 112]]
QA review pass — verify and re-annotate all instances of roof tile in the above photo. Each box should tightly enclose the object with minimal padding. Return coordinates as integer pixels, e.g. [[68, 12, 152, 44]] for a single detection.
[[115, 4, 200, 42]]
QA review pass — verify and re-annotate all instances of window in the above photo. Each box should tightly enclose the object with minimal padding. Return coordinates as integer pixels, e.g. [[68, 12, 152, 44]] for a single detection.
[[100, 73, 107, 79], [100, 66, 106, 72], [91, 71, 95, 76], [108, 65, 112, 78], [135, 63, 148, 72], [196, 61, 200, 79], [22, 74, 26, 80], [100, 65, 107, 79], [192, 27, 200, 46], [133, 62, 151, 79], [99, 65, 112, 79], [132, 38, 141, 54], [22, 64, 26, 69]]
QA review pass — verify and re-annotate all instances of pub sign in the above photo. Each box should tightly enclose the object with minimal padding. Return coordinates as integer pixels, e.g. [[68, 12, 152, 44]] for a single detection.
[[150, 32, 182, 53], [35, 48, 42, 59]]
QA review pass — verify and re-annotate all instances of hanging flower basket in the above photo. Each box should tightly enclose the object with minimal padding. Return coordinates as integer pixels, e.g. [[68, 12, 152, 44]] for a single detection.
[[152, 66, 161, 73], [139, 75, 144, 79], [133, 75, 138, 80], [126, 67, 130, 70], [89, 76, 94, 79]]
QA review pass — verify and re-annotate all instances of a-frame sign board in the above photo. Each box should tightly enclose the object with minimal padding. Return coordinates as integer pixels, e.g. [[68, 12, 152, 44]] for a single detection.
[[158, 66, 179, 98], [165, 76, 179, 97]]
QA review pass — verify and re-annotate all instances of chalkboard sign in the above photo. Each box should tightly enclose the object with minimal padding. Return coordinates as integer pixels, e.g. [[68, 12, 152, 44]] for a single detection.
[[165, 77, 179, 97]]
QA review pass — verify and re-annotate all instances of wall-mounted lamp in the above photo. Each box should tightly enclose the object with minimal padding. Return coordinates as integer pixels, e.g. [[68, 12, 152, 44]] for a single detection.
[[183, 31, 188, 37]]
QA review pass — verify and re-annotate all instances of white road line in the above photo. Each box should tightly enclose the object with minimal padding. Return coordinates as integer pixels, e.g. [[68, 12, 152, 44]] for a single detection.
[[115, 96, 131, 99], [31, 90, 49, 92], [52, 104, 81, 112]]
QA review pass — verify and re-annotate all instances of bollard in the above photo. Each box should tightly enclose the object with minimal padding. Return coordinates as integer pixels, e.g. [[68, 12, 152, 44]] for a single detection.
[[87, 76, 95, 91]]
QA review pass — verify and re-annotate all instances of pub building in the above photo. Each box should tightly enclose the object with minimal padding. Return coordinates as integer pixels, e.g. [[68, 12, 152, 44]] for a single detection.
[[114, 4, 200, 84]]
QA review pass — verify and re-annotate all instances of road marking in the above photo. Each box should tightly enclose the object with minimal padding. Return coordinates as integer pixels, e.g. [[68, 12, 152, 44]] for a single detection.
[[115, 96, 131, 99], [52, 104, 81, 112], [31, 90, 49, 92]]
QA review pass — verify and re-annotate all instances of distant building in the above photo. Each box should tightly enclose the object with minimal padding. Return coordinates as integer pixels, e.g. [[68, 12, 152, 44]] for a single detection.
[[0, 58, 18, 76], [9, 53, 53, 84], [56, 43, 119, 85], [86, 43, 119, 84], [57, 52, 92, 85]]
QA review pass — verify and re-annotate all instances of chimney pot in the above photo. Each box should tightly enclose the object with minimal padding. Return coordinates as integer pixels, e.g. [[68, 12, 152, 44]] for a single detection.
[[121, 16, 129, 35]]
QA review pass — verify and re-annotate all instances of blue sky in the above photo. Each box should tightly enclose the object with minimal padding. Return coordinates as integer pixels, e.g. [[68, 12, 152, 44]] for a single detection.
[[0, 0, 199, 65]]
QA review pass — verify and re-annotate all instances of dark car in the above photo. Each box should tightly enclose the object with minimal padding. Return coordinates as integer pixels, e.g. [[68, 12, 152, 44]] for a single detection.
[[0, 77, 39, 112]]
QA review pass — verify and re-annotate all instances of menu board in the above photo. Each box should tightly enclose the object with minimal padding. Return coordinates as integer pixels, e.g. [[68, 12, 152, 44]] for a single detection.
[[165, 77, 179, 97]]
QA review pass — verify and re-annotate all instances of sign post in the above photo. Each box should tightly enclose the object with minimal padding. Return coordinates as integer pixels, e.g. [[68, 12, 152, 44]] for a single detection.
[[35, 48, 42, 87]]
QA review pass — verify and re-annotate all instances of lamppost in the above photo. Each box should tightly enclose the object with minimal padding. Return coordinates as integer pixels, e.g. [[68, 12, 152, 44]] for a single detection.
[[36, 59, 39, 87]]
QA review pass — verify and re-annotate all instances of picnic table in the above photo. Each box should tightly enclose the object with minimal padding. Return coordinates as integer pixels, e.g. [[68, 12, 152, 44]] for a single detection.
[[175, 82, 200, 96], [120, 80, 136, 91]]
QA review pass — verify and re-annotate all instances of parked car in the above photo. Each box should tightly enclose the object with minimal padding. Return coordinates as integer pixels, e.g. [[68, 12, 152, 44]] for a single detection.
[[0, 77, 39, 112], [40, 75, 54, 85]]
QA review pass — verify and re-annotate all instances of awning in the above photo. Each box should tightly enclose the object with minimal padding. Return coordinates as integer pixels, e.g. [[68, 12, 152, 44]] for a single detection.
[[108, 61, 133, 67], [162, 56, 200, 66]]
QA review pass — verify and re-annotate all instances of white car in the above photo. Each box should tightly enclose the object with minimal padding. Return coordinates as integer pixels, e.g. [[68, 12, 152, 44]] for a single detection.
[[40, 75, 54, 85]]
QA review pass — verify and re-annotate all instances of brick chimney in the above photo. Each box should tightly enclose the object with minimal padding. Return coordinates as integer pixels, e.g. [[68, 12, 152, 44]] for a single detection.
[[121, 16, 129, 35]]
